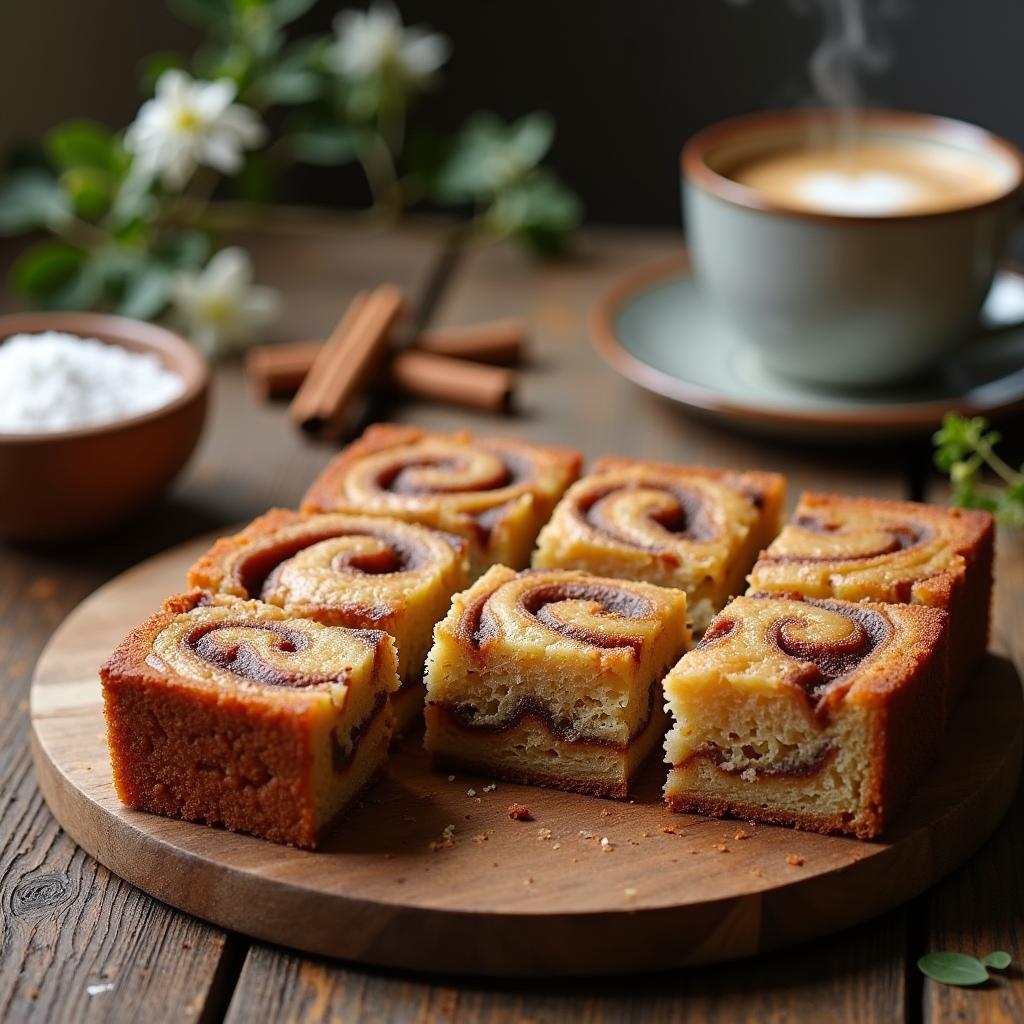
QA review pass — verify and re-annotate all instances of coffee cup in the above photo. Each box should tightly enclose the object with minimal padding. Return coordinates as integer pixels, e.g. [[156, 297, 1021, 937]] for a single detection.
[[682, 110, 1024, 388]]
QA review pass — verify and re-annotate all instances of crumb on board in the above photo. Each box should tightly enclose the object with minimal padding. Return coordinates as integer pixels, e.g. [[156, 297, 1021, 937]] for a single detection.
[[660, 825, 677, 835], [537, 827, 553, 841], [624, 887, 638, 898], [750, 868, 763, 878], [482, 783, 497, 793], [429, 824, 456, 851], [714, 843, 730, 854], [600, 837, 614, 851], [472, 833, 488, 844], [507, 803, 533, 821], [600, 809, 611, 817], [467, 788, 476, 797], [734, 830, 751, 841], [785, 853, 805, 867], [447, 774, 455, 782]]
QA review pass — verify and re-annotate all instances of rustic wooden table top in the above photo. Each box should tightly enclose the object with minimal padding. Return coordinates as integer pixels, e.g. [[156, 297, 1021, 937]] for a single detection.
[[1, 221, 1022, 1023]]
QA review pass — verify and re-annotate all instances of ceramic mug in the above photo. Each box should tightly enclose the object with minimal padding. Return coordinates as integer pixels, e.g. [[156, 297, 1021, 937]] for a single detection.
[[682, 110, 1024, 388]]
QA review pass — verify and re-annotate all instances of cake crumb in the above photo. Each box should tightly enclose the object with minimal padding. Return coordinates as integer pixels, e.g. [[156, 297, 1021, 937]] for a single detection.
[[524, 876, 534, 886], [624, 887, 638, 898], [714, 843, 730, 854], [660, 825, 677, 835], [467, 788, 476, 797], [429, 824, 457, 851], [447, 774, 455, 782], [508, 803, 533, 821], [600, 809, 611, 817], [750, 868, 764, 878], [785, 853, 805, 867], [472, 832, 488, 844], [579, 830, 596, 839], [552, 843, 560, 850], [600, 837, 614, 851], [734, 830, 751, 841], [482, 783, 497, 793], [740, 767, 757, 783], [537, 827, 552, 841]]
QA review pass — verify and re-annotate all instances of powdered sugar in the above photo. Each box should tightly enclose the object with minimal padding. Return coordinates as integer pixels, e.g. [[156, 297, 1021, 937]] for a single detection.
[[0, 331, 185, 433]]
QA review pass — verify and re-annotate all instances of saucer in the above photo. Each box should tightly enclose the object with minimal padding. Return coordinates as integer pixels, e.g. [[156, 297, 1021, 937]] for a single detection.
[[591, 252, 1024, 441]]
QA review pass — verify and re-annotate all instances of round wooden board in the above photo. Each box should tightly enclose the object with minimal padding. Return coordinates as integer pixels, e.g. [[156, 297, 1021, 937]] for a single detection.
[[30, 535, 1023, 977]]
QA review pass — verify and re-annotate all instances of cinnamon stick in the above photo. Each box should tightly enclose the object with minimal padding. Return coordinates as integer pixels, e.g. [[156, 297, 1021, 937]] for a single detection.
[[289, 285, 405, 433], [386, 351, 515, 412], [249, 317, 525, 399]]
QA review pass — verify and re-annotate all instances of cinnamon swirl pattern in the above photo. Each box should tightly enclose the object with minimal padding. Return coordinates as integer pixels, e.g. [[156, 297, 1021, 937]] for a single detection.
[[533, 456, 785, 634], [188, 509, 470, 729], [301, 423, 582, 575], [748, 493, 994, 683], [101, 592, 400, 848], [424, 566, 691, 798], [663, 593, 950, 838]]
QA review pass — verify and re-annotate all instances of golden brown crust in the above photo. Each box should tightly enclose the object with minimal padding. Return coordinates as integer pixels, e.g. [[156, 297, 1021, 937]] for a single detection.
[[663, 592, 950, 839], [748, 493, 993, 681], [533, 458, 784, 633], [101, 594, 399, 847], [300, 423, 582, 572]]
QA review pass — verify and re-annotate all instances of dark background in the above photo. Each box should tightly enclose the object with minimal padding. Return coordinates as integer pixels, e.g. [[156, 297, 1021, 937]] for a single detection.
[[2, 0, 1023, 226]]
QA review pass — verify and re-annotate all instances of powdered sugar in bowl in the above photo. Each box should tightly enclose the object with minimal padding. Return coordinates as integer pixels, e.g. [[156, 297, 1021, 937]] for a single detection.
[[0, 313, 208, 540]]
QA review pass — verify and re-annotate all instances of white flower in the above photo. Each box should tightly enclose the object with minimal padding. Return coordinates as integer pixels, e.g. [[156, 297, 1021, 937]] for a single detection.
[[125, 70, 266, 190], [330, 2, 450, 84], [170, 247, 279, 357]]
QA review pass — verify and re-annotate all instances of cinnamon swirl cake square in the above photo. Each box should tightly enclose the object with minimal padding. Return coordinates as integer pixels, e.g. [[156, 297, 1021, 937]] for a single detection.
[[663, 593, 950, 838], [301, 423, 581, 575], [187, 509, 469, 731], [101, 592, 400, 848], [423, 566, 691, 798], [747, 493, 993, 681], [532, 457, 785, 634]]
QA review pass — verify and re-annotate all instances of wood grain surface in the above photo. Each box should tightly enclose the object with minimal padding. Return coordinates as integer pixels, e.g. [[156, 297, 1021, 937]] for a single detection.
[[28, 509, 1024, 975], [3, 221, 1023, 1020]]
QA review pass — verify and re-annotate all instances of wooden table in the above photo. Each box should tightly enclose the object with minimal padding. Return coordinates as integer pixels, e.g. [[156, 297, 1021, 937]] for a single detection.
[[2, 222, 1021, 1023]]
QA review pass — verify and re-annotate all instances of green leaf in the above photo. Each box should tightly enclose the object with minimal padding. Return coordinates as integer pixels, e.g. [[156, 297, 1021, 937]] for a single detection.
[[13, 241, 86, 300], [290, 125, 360, 165], [118, 264, 172, 320], [917, 953, 991, 986], [168, 0, 232, 27], [507, 112, 555, 166], [257, 67, 322, 105], [982, 951, 1012, 970], [47, 120, 126, 176], [61, 168, 114, 220], [269, 0, 318, 26], [156, 230, 211, 270], [0, 171, 72, 234]]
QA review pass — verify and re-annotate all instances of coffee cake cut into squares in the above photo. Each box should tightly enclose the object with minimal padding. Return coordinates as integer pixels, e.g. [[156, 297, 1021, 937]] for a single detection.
[[301, 423, 581, 576], [187, 509, 469, 731], [533, 456, 785, 634], [423, 566, 691, 798], [747, 493, 993, 681], [101, 592, 400, 848], [663, 592, 950, 838]]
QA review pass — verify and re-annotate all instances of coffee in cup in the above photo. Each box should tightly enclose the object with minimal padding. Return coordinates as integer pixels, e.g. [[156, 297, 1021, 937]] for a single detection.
[[682, 111, 1024, 388]]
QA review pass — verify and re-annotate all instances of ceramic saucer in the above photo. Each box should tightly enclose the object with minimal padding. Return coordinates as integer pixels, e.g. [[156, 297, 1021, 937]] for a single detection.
[[591, 252, 1024, 441]]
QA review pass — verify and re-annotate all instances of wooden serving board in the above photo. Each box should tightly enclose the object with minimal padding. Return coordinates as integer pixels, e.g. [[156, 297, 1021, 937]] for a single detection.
[[29, 535, 1023, 977]]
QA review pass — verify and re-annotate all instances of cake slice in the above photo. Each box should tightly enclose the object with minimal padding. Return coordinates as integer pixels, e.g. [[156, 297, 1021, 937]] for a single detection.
[[424, 566, 691, 797], [101, 592, 399, 848], [663, 593, 950, 838], [747, 493, 993, 682], [301, 423, 582, 575], [187, 509, 469, 731], [533, 456, 785, 633]]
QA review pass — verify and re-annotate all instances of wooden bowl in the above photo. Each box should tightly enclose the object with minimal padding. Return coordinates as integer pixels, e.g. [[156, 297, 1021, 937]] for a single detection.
[[0, 312, 209, 542]]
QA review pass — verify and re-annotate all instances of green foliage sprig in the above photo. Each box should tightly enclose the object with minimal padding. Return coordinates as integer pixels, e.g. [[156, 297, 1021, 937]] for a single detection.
[[0, 0, 581, 346], [933, 413, 1024, 527], [917, 950, 1012, 987]]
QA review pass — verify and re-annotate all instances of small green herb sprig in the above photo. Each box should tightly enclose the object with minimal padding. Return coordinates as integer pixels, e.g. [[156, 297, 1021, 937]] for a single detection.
[[933, 413, 1024, 527], [917, 950, 1012, 987]]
